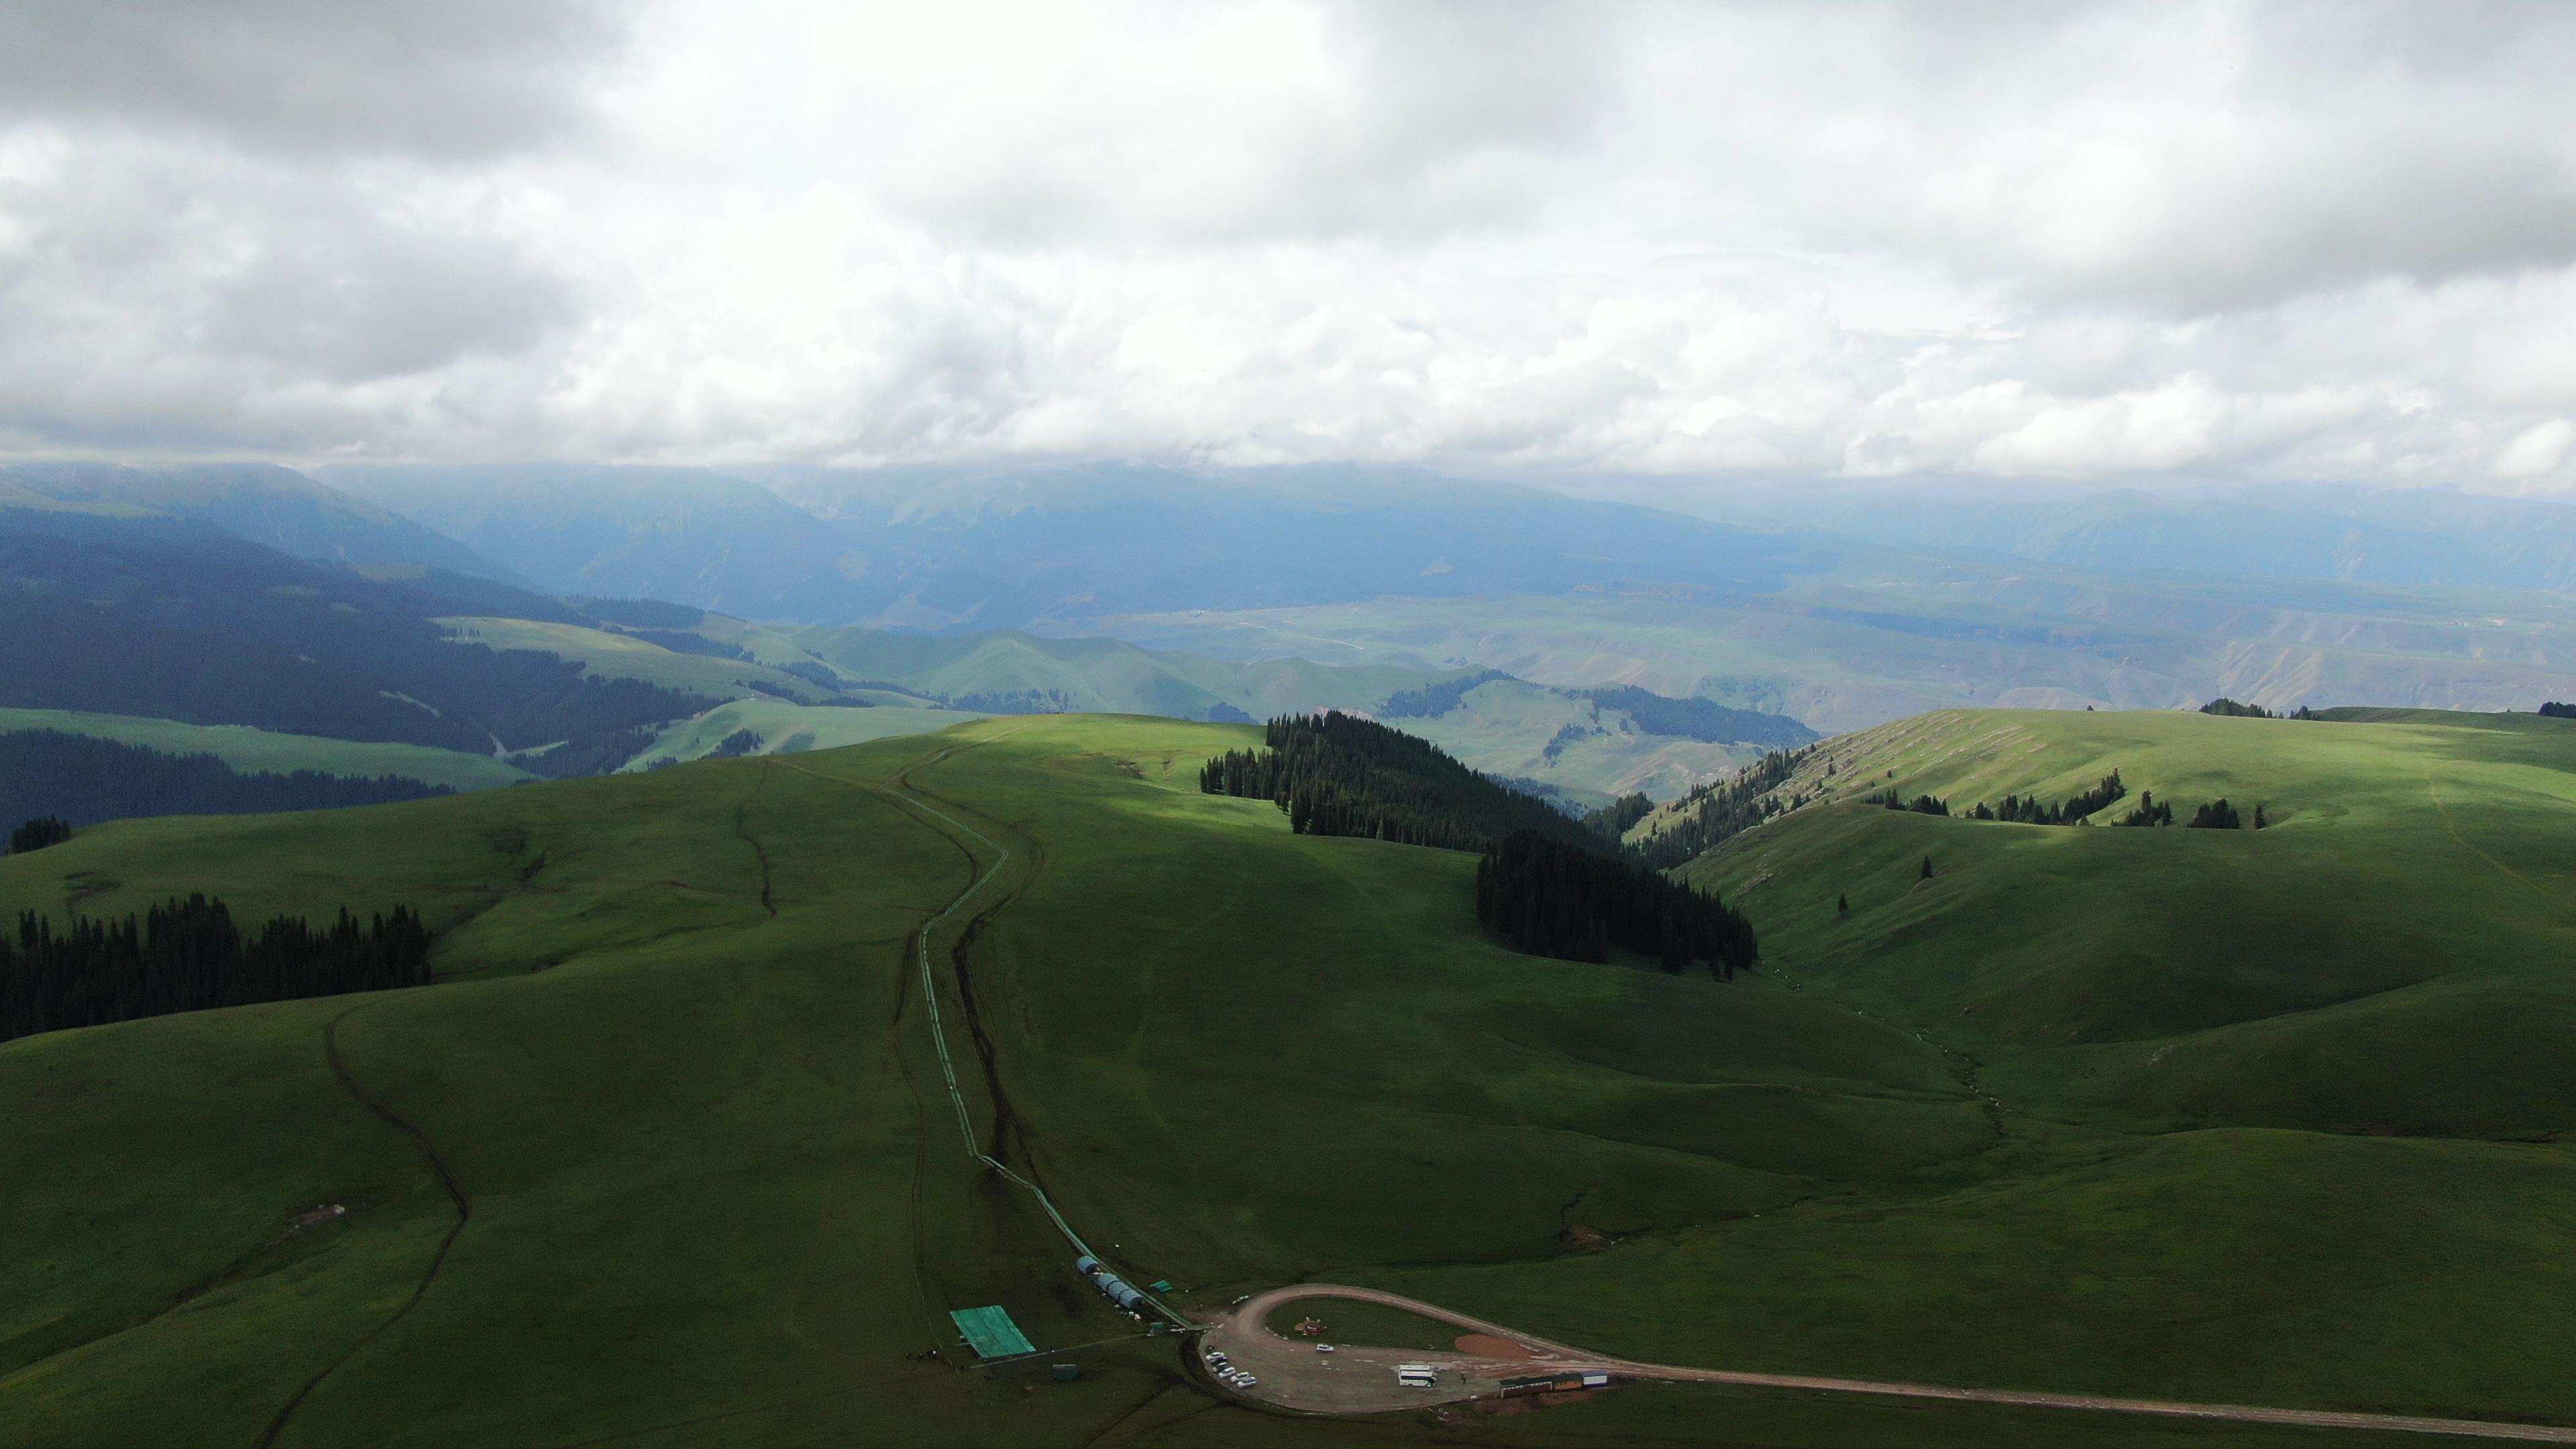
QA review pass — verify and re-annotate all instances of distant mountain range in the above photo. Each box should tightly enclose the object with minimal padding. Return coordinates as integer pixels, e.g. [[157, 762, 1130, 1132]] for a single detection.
[[316, 462, 1829, 629], [11, 459, 2576, 753], [0, 461, 522, 585], [1719, 482, 2576, 591]]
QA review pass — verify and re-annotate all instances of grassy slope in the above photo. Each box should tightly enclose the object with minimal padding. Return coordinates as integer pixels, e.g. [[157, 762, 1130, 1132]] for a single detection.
[[3, 711, 2570, 1446], [0, 707, 532, 791], [0, 718, 1993, 1449], [1397, 678, 1767, 804], [435, 615, 842, 704], [1408, 707, 2576, 1422], [620, 696, 987, 769]]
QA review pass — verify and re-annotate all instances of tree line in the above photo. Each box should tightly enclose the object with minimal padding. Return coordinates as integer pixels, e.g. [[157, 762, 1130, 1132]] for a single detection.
[[9, 816, 72, 854], [2542, 702, 2576, 720], [1199, 712, 1598, 853], [1624, 745, 1817, 871], [1, 731, 453, 831], [1202, 713, 1758, 975], [2112, 790, 2263, 828], [1583, 792, 1655, 841], [1476, 830, 1757, 978], [1572, 686, 1820, 747], [2, 894, 433, 1044], [1377, 669, 1513, 719], [1961, 770, 2127, 824]]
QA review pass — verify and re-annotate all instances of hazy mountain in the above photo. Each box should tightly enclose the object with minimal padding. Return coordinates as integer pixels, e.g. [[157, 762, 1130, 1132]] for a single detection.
[[0, 461, 521, 584], [319, 464, 870, 619], [328, 462, 1834, 630], [1718, 484, 2576, 590]]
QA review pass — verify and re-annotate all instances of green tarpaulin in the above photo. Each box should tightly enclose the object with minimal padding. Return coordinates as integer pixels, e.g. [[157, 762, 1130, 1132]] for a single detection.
[[950, 1305, 1036, 1360]]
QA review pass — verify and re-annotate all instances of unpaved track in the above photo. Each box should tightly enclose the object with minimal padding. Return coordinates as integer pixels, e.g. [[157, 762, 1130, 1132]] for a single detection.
[[802, 740, 2575, 1442], [1214, 1286, 2576, 1442]]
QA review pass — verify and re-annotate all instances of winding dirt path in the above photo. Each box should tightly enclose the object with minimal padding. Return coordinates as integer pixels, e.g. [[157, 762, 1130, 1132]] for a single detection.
[[256, 1006, 475, 1448], [1208, 1285, 2576, 1442]]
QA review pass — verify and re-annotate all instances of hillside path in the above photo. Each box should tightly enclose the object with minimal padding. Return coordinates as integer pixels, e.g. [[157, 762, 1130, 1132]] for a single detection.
[[1205, 1285, 2576, 1442]]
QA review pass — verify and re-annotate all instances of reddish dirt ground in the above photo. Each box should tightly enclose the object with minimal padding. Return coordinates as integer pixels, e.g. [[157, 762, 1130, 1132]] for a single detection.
[[1195, 1283, 2576, 1441]]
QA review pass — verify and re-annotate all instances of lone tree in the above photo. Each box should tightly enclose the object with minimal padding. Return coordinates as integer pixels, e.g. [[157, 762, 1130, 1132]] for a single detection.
[[1919, 855, 1934, 881], [1837, 892, 1850, 914]]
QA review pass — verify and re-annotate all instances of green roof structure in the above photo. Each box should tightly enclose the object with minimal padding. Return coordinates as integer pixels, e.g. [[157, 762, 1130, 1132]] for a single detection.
[[949, 1305, 1036, 1360]]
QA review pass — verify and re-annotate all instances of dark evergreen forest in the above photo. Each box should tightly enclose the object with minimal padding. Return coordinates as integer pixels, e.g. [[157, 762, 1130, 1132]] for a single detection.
[[1625, 745, 1815, 871], [9, 816, 72, 854], [0, 731, 452, 828], [2542, 702, 2576, 719], [1377, 669, 1513, 718], [1199, 712, 1599, 853], [1, 895, 433, 1043], [1475, 830, 1757, 977], [2200, 697, 2278, 718], [0, 517, 718, 761], [1203, 714, 1758, 978], [1573, 686, 1821, 747], [1583, 791, 1655, 841]]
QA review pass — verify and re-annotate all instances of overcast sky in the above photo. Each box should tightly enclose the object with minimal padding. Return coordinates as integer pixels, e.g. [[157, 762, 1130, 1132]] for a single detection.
[[3, 0, 2573, 494]]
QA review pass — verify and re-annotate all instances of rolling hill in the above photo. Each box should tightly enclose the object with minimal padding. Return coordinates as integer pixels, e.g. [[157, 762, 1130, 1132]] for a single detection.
[[0, 709, 531, 793], [0, 462, 520, 584], [5, 710, 2573, 1446]]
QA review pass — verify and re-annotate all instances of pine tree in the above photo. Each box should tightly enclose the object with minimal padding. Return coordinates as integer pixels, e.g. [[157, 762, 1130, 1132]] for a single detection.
[[1836, 893, 1849, 915], [1919, 855, 1933, 880]]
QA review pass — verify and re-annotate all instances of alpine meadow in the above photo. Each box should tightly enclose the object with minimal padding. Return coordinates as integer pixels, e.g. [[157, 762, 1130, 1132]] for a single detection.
[[8, 4, 2576, 1448]]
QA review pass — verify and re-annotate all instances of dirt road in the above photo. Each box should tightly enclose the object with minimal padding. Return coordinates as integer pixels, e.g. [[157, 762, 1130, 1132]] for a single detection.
[[1202, 1285, 2576, 1442]]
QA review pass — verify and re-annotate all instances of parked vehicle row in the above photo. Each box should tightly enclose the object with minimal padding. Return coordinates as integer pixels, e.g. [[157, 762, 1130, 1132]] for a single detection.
[[1201, 1348, 1256, 1390]]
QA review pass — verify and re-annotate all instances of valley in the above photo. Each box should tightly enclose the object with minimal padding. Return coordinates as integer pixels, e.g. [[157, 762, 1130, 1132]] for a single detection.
[[7, 708, 2573, 1446]]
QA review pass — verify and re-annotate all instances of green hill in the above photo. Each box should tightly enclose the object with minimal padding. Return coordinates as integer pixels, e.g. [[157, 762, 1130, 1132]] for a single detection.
[[1672, 706, 2576, 1136], [0, 708, 532, 792], [4, 710, 2573, 1446]]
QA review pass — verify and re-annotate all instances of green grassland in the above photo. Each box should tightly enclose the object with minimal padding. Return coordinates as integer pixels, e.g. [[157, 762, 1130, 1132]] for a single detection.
[[0, 707, 533, 791], [3, 710, 2571, 1446], [1397, 678, 1767, 804], [436, 615, 845, 704], [1086, 567, 2576, 733], [778, 622, 1445, 720], [620, 696, 987, 769], [1459, 706, 2576, 1424]]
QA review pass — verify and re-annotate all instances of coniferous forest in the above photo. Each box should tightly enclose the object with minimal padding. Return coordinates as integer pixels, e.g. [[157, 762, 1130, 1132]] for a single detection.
[[1, 895, 434, 1043], [1203, 713, 1758, 976], [0, 731, 453, 830], [1625, 745, 1814, 871], [1199, 712, 1597, 853], [1475, 830, 1757, 978], [9, 816, 73, 854]]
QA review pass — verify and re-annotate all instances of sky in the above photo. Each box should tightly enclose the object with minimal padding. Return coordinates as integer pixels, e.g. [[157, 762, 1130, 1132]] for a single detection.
[[2, 0, 2573, 495]]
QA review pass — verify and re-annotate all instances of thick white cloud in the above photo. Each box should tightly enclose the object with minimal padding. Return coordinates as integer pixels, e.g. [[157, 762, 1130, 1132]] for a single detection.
[[2, 0, 2573, 492]]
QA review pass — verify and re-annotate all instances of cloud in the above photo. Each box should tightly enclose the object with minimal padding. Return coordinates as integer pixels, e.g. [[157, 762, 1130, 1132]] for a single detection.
[[1, 0, 2573, 493], [2493, 419, 2575, 481], [0, 0, 623, 160]]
